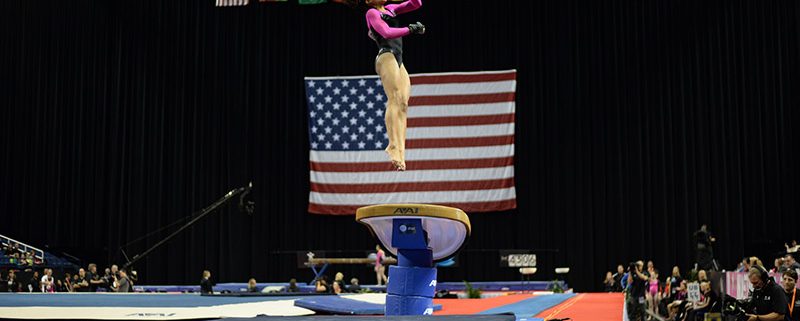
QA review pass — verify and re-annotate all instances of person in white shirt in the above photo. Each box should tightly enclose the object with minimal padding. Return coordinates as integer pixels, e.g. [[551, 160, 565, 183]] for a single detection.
[[40, 269, 54, 293]]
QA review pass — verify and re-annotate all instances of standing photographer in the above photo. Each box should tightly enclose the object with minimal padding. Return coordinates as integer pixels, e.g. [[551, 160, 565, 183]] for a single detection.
[[626, 261, 648, 321], [745, 266, 787, 321]]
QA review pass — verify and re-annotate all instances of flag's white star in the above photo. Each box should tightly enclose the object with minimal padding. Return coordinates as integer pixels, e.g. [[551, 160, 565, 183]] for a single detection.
[[375, 124, 384, 132], [332, 118, 340, 125], [349, 88, 358, 95], [341, 126, 350, 133], [342, 142, 350, 149], [350, 103, 357, 110], [341, 80, 350, 87], [310, 111, 317, 118], [340, 111, 349, 118], [375, 109, 383, 117], [375, 141, 383, 148], [350, 133, 358, 141], [358, 79, 367, 86], [325, 142, 332, 149], [366, 133, 374, 140], [367, 87, 375, 94], [324, 111, 332, 118], [316, 88, 323, 95], [366, 117, 375, 125], [358, 94, 367, 102], [316, 118, 324, 125], [309, 96, 316, 103], [324, 96, 332, 103], [325, 80, 333, 87], [332, 134, 340, 141], [316, 103, 324, 110], [375, 93, 384, 101], [358, 110, 367, 117], [308, 80, 316, 88], [311, 142, 318, 148], [341, 95, 349, 103], [311, 126, 318, 133], [358, 141, 366, 149], [324, 126, 332, 134], [375, 79, 382, 86], [384, 133, 389, 139], [333, 88, 341, 95], [317, 134, 325, 141], [332, 103, 341, 110], [350, 118, 358, 125], [358, 125, 366, 133], [366, 102, 375, 109]]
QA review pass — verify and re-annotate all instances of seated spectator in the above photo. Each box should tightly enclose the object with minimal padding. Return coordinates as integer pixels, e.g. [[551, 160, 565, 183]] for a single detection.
[[247, 278, 258, 292], [315, 275, 329, 293], [667, 280, 689, 320], [697, 269, 708, 282], [603, 271, 616, 292], [5, 270, 22, 292], [684, 281, 718, 321], [287, 278, 299, 293], [200, 270, 213, 294], [348, 278, 362, 293], [786, 255, 800, 271], [27, 270, 39, 292], [73, 268, 90, 292], [332, 272, 346, 294], [40, 269, 55, 293], [736, 257, 751, 273], [62, 273, 73, 292], [749, 256, 765, 269], [773, 257, 786, 274]]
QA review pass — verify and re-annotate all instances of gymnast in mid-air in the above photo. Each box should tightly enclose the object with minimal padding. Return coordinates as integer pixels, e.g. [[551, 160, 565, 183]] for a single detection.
[[347, 0, 425, 171]]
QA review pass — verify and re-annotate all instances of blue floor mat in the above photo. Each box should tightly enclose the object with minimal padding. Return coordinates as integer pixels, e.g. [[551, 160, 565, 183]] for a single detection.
[[478, 293, 575, 318], [293, 295, 442, 315], [0, 293, 306, 307]]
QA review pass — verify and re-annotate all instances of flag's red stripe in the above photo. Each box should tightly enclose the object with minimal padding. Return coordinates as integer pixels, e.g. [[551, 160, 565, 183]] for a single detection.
[[310, 156, 514, 172], [409, 93, 515, 106], [308, 199, 517, 215], [408, 114, 514, 127], [310, 178, 515, 193], [407, 135, 513, 149], [410, 72, 517, 85]]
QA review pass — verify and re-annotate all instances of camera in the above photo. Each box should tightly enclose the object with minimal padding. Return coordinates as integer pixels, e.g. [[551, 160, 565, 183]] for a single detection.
[[722, 295, 751, 321]]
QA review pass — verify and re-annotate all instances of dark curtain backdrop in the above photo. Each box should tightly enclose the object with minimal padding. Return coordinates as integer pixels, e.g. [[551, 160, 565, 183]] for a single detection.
[[1, 0, 798, 291]]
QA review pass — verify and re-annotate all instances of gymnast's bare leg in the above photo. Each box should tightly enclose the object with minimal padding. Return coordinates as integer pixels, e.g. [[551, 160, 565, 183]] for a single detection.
[[375, 52, 409, 171]]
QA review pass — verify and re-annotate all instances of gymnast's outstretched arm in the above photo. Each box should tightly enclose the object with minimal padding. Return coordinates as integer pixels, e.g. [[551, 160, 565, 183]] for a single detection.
[[365, 9, 411, 39], [386, 0, 421, 15]]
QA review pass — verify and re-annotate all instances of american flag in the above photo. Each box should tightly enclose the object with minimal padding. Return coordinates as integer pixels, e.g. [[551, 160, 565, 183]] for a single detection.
[[305, 70, 517, 215]]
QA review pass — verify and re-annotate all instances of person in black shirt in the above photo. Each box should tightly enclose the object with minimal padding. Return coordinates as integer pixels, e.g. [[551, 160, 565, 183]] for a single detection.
[[27, 271, 39, 292], [783, 270, 799, 321], [5, 270, 21, 292], [200, 270, 213, 294], [626, 261, 648, 321], [745, 266, 787, 321], [73, 268, 90, 292], [694, 224, 716, 271]]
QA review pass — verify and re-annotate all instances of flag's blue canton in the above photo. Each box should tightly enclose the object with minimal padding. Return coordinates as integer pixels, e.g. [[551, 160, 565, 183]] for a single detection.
[[306, 77, 390, 151]]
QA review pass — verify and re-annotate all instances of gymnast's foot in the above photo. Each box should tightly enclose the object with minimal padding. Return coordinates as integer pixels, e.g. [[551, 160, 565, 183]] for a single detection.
[[385, 146, 406, 171]]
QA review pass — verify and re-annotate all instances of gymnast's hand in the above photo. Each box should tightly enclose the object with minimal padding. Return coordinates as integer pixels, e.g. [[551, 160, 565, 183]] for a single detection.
[[408, 22, 426, 35]]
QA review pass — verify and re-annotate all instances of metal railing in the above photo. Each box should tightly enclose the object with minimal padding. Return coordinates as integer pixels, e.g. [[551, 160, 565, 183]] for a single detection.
[[0, 234, 45, 261]]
